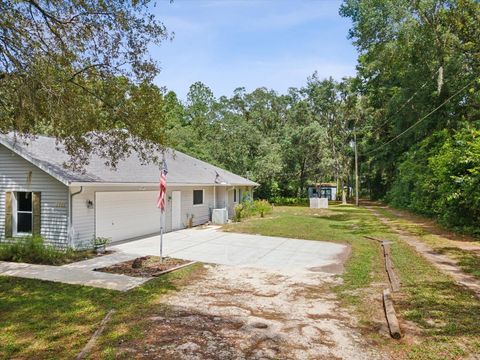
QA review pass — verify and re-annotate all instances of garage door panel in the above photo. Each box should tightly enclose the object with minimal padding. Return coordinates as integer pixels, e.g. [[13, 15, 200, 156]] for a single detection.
[[95, 191, 161, 243]]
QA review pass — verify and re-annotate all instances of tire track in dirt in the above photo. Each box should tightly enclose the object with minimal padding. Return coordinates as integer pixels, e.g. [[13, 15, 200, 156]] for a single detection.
[[120, 265, 389, 359]]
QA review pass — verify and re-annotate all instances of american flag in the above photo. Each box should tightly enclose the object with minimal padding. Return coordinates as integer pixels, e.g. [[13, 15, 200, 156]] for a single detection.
[[156, 159, 168, 211]]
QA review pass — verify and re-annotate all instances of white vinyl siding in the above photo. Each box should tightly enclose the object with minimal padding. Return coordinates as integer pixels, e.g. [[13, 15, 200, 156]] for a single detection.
[[71, 185, 216, 248], [215, 187, 227, 209], [0, 145, 69, 248]]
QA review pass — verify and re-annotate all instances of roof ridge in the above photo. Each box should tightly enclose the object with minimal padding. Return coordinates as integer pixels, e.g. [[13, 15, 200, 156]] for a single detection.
[[0, 133, 258, 187]]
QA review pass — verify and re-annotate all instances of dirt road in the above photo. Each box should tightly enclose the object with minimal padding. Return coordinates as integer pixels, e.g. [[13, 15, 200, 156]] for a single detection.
[[368, 206, 480, 299], [119, 264, 388, 359]]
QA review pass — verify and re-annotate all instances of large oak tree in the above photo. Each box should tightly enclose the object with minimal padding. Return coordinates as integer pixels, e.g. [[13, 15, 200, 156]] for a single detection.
[[0, 0, 171, 168]]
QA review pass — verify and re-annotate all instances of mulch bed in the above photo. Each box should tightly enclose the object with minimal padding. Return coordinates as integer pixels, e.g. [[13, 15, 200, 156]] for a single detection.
[[95, 256, 191, 277]]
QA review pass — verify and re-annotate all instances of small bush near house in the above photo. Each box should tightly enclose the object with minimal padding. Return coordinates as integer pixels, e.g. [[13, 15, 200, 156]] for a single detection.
[[234, 203, 249, 222], [254, 200, 273, 218], [269, 197, 309, 207], [234, 200, 273, 221], [0, 236, 95, 265]]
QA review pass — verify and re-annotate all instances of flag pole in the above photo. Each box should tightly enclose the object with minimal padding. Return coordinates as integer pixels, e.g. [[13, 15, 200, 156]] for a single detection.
[[157, 155, 168, 264], [160, 209, 164, 263]]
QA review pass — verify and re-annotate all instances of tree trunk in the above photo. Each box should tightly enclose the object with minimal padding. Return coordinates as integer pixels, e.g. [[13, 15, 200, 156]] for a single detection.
[[298, 157, 307, 197]]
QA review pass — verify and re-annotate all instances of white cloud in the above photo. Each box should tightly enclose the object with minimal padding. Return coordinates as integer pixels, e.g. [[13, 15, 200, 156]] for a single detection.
[[238, 2, 341, 31]]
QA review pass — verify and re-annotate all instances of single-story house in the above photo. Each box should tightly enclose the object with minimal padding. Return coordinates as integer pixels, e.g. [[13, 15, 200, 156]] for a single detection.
[[307, 183, 338, 201], [0, 134, 258, 249]]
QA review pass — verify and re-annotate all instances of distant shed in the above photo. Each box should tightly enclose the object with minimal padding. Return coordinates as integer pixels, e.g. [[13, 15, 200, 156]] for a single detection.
[[307, 183, 337, 201]]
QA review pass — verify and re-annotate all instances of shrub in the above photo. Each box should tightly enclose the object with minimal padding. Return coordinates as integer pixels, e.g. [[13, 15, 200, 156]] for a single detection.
[[0, 236, 92, 265], [254, 199, 273, 218], [234, 203, 245, 222], [234, 200, 272, 221], [269, 196, 309, 206]]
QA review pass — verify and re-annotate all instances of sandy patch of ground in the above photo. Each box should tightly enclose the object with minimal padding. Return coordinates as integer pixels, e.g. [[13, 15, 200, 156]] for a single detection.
[[118, 265, 388, 359]]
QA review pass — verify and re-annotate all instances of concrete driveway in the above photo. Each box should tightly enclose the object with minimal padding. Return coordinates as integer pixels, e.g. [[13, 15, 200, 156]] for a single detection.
[[110, 226, 348, 273]]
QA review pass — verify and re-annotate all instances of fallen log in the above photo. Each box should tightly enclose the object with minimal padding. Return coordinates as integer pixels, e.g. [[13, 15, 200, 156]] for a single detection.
[[77, 309, 116, 359], [382, 242, 401, 292], [363, 235, 384, 243], [384, 254, 401, 292], [383, 289, 402, 339]]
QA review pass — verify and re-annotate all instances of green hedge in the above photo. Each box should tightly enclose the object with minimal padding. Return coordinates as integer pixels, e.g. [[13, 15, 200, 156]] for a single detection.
[[268, 197, 309, 206]]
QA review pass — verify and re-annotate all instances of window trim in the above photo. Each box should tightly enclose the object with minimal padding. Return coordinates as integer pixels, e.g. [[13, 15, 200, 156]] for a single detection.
[[193, 189, 204, 206], [233, 189, 237, 203], [13, 191, 33, 236]]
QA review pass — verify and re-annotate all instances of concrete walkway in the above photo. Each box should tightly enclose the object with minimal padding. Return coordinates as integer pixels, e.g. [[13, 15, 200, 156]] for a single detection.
[[0, 259, 148, 291]]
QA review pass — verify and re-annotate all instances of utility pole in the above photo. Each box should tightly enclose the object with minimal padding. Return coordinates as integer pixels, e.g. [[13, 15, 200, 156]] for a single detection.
[[354, 127, 359, 207]]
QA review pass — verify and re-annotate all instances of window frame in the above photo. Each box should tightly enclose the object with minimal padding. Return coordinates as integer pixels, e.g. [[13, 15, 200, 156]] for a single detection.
[[233, 189, 237, 203], [13, 191, 33, 236], [193, 189, 204, 206]]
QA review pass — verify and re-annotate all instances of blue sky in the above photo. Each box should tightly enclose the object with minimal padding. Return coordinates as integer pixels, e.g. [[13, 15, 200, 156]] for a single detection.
[[151, 0, 357, 99]]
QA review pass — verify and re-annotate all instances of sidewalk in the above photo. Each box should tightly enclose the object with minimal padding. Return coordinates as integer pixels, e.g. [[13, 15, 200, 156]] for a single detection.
[[0, 254, 148, 291]]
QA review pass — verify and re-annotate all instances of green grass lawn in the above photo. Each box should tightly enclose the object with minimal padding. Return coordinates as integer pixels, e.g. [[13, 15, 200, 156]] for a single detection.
[[1, 205, 479, 359], [0, 264, 202, 359], [224, 205, 480, 360]]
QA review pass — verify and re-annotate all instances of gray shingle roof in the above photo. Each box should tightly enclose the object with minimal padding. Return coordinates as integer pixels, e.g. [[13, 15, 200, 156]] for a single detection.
[[0, 134, 258, 187]]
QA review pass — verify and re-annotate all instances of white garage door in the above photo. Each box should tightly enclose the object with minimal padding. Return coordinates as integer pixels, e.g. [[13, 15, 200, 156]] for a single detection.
[[95, 191, 161, 243]]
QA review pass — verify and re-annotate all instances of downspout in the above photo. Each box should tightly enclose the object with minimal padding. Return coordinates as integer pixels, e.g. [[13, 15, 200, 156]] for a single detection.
[[69, 186, 83, 249]]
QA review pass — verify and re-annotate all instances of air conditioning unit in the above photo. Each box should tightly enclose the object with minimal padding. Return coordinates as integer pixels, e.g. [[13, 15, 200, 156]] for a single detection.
[[212, 208, 229, 224]]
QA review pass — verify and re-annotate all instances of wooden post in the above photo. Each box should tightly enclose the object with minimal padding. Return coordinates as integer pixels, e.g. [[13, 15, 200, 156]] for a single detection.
[[383, 289, 402, 339]]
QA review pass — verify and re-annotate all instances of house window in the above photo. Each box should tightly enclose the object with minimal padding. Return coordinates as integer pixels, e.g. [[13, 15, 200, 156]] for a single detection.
[[193, 190, 204, 205], [15, 192, 33, 234], [234, 189, 237, 202]]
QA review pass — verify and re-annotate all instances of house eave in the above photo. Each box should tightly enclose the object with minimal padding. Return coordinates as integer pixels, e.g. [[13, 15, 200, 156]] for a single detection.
[[69, 181, 258, 187]]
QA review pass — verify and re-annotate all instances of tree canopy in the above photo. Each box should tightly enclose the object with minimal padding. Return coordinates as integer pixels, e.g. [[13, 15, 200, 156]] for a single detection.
[[1, 0, 170, 167], [1, 0, 479, 233], [340, 0, 480, 232]]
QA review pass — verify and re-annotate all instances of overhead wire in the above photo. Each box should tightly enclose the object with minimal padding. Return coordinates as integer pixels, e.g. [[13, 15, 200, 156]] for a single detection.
[[369, 68, 440, 135], [363, 77, 478, 156]]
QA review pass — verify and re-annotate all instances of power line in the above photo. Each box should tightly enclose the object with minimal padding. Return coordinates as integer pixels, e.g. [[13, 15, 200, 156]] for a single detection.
[[369, 68, 440, 135], [363, 77, 477, 156]]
